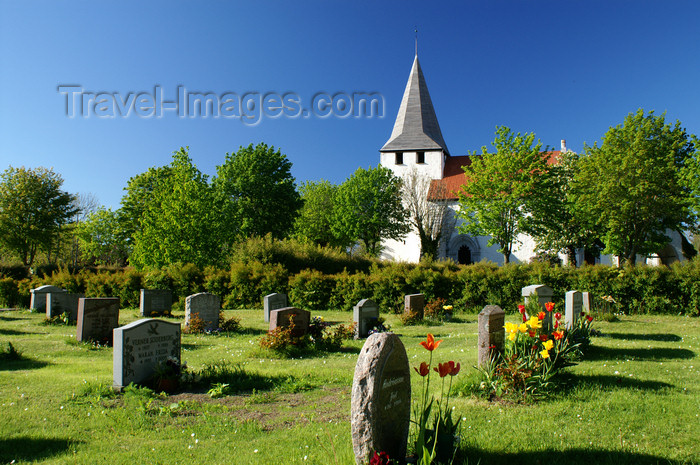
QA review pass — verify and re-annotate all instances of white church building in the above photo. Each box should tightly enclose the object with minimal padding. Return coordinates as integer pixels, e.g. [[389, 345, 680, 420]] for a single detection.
[[378, 54, 688, 266]]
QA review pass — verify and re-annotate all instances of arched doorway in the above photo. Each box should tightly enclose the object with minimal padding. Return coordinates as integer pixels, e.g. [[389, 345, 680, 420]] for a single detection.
[[457, 245, 472, 265]]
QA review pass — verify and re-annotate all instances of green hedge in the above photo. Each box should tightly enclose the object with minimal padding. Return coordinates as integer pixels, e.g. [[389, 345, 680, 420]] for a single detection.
[[4, 260, 700, 315]]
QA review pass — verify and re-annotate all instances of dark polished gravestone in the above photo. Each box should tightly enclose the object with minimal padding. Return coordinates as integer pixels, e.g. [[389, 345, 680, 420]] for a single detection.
[[46, 292, 84, 321], [264, 292, 288, 323], [113, 318, 181, 389], [269, 307, 310, 337], [353, 298, 379, 339], [351, 332, 411, 465], [404, 293, 425, 319], [139, 289, 172, 317], [76, 298, 120, 343]]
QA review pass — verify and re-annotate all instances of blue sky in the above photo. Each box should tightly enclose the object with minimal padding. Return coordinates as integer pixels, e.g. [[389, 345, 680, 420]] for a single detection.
[[2, 0, 699, 209]]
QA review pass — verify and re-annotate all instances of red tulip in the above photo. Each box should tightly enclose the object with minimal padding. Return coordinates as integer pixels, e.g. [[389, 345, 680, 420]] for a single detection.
[[434, 362, 451, 377], [420, 333, 442, 351], [414, 361, 429, 377], [538, 311, 546, 321], [545, 302, 555, 312]]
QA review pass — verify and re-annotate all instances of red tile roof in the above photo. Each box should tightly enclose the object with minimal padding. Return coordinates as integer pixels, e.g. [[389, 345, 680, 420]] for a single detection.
[[428, 151, 563, 201]]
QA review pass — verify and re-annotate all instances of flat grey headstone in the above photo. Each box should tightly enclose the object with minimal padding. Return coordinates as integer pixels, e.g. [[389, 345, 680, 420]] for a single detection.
[[185, 292, 220, 331], [264, 292, 288, 323], [478, 305, 505, 367], [76, 297, 120, 343], [353, 298, 379, 339], [139, 289, 172, 317], [522, 284, 554, 332], [404, 294, 425, 319], [30, 285, 65, 312], [351, 333, 411, 465], [46, 292, 84, 321], [269, 307, 311, 337], [113, 318, 181, 389], [565, 290, 583, 329]]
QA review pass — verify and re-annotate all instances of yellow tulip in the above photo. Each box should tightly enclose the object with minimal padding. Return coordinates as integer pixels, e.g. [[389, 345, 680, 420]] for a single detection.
[[508, 332, 517, 341], [518, 323, 528, 333], [543, 340, 554, 351], [528, 316, 542, 329], [540, 349, 550, 359]]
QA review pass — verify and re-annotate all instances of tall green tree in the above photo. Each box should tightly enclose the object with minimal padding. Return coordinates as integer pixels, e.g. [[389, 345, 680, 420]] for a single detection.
[[214, 143, 302, 242], [76, 208, 130, 266], [130, 148, 221, 269], [573, 109, 697, 265], [293, 180, 347, 248], [526, 150, 600, 266], [457, 126, 549, 264], [0, 166, 77, 266], [118, 165, 172, 246], [332, 165, 409, 256]]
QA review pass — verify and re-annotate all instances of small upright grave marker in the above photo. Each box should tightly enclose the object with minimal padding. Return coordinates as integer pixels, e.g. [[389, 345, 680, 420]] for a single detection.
[[478, 305, 505, 367], [76, 297, 120, 343], [522, 284, 554, 331], [351, 333, 411, 465], [139, 289, 172, 317], [353, 299, 379, 339], [30, 285, 64, 313], [46, 292, 84, 321], [185, 292, 220, 332], [565, 290, 583, 329], [581, 291, 593, 314], [269, 307, 311, 337], [113, 318, 181, 389], [264, 292, 288, 323], [404, 294, 425, 319]]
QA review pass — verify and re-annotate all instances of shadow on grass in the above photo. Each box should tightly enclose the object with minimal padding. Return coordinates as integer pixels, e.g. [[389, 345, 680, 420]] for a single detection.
[[0, 437, 80, 462], [458, 446, 689, 465], [564, 373, 674, 392], [604, 332, 683, 342], [0, 357, 51, 371], [0, 328, 40, 336], [0, 315, 25, 321], [585, 344, 695, 361]]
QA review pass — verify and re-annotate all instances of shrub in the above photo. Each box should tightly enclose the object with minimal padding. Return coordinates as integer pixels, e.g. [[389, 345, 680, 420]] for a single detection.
[[0, 277, 19, 307], [288, 269, 336, 310]]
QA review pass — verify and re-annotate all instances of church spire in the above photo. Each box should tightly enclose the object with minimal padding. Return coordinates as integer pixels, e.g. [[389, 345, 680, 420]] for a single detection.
[[380, 54, 449, 155]]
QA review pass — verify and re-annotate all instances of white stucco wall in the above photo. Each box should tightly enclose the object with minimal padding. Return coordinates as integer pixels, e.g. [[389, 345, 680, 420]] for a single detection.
[[379, 150, 445, 180]]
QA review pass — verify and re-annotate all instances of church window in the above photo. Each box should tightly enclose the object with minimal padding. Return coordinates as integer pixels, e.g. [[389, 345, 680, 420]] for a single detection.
[[458, 246, 472, 265], [416, 151, 425, 164], [395, 152, 404, 165]]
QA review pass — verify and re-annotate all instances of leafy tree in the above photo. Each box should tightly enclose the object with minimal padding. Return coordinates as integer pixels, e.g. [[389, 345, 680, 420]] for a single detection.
[[457, 126, 549, 264], [214, 143, 302, 242], [0, 166, 77, 266], [130, 148, 221, 269], [573, 109, 697, 265], [293, 180, 347, 247], [118, 165, 172, 246], [76, 208, 130, 266], [332, 165, 409, 256], [401, 166, 455, 260], [526, 150, 600, 266]]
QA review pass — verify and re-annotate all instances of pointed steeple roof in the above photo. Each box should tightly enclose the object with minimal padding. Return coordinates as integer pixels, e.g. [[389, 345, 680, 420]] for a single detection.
[[381, 55, 450, 155]]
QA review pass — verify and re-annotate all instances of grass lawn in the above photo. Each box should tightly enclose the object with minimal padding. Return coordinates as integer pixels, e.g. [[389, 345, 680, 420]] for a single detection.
[[0, 308, 698, 464]]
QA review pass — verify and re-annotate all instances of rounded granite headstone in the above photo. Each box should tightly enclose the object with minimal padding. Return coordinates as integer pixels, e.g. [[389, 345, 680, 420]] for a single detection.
[[351, 332, 411, 465]]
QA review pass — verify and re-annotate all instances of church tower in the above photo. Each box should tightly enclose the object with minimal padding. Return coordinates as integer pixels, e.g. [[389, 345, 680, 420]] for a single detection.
[[380, 54, 449, 180]]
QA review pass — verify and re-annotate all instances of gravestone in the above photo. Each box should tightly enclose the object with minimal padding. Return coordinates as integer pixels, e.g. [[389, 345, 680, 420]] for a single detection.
[[185, 292, 220, 331], [264, 292, 288, 323], [478, 305, 505, 367], [30, 285, 65, 313], [351, 333, 411, 465], [46, 292, 84, 321], [76, 297, 120, 343], [269, 307, 311, 337], [353, 299, 379, 339], [404, 293, 425, 319], [565, 290, 583, 330], [139, 289, 172, 317], [582, 291, 593, 314], [113, 318, 181, 389], [522, 284, 554, 331]]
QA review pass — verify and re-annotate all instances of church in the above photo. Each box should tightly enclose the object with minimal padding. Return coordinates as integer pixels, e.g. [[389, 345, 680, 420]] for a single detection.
[[378, 54, 688, 266]]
